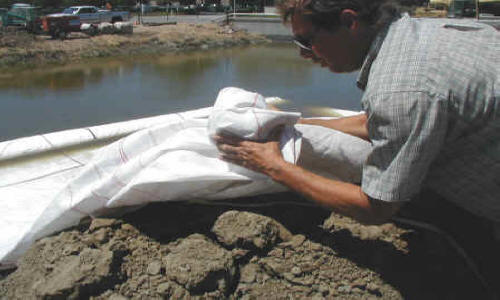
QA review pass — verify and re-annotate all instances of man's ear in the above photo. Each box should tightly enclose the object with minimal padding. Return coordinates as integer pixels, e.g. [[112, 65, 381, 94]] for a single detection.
[[340, 9, 359, 30]]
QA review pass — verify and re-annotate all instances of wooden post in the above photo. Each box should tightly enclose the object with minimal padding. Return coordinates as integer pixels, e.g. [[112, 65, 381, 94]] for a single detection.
[[475, 0, 479, 19]]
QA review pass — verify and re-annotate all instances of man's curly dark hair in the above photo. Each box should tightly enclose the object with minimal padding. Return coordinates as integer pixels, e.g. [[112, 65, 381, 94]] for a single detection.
[[277, 0, 401, 31]]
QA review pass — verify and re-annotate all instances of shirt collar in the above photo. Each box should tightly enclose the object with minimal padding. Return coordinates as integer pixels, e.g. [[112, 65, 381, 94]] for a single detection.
[[356, 15, 403, 91]]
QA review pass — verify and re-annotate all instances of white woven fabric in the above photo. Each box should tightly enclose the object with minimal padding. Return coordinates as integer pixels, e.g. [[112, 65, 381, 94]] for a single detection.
[[0, 87, 302, 269]]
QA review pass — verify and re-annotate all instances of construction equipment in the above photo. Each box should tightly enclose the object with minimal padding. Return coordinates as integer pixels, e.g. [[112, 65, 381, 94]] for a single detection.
[[1, 3, 42, 32]]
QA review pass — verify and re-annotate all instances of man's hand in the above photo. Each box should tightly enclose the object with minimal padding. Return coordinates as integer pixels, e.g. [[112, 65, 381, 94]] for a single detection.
[[213, 127, 400, 225], [213, 128, 285, 175]]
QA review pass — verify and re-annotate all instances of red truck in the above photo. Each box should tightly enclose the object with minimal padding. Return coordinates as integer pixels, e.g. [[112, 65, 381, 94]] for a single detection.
[[41, 14, 80, 39]]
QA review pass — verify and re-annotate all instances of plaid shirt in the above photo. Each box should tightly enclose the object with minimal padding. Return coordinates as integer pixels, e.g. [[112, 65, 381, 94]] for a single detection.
[[357, 15, 500, 221]]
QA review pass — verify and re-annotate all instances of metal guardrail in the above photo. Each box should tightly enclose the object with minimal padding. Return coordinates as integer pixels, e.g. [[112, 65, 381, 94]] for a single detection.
[[211, 12, 281, 25], [210, 12, 292, 40]]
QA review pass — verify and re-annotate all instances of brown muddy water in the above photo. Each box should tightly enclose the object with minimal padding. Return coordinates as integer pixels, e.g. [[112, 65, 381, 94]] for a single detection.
[[0, 43, 362, 142]]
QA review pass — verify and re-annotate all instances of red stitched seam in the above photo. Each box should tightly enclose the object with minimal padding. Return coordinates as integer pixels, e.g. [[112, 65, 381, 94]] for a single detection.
[[119, 139, 129, 163]]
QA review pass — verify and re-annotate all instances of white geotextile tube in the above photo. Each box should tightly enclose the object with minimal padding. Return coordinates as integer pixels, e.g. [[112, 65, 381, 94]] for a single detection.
[[0, 87, 303, 268], [0, 87, 371, 269], [0, 107, 212, 162]]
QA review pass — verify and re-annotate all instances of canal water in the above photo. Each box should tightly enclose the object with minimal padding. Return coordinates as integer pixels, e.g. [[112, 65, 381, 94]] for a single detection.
[[0, 43, 363, 142]]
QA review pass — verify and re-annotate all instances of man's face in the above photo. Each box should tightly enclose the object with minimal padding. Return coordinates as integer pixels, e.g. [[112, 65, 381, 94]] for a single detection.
[[291, 12, 365, 73]]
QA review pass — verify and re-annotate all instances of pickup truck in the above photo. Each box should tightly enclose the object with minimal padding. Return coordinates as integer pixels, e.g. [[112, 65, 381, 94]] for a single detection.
[[58, 6, 129, 23]]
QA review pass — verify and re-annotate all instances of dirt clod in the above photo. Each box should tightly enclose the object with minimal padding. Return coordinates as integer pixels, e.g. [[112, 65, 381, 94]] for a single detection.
[[212, 210, 291, 251], [88, 218, 121, 233], [163, 234, 236, 294]]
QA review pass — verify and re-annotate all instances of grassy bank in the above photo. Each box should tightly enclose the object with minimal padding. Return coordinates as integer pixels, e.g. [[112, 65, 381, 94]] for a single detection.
[[0, 23, 269, 71]]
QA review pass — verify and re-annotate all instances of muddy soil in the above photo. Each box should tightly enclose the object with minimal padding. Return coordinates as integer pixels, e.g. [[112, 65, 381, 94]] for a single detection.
[[0, 23, 268, 70], [0, 192, 492, 299]]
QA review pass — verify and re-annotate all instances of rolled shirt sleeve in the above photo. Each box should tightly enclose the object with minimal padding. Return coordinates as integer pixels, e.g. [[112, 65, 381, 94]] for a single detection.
[[361, 91, 448, 202]]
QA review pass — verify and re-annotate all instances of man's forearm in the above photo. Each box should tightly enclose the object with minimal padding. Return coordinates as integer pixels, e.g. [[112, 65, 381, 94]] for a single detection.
[[298, 113, 369, 141], [267, 160, 397, 225]]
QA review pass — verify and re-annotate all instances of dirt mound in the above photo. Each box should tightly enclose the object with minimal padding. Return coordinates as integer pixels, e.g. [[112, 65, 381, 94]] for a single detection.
[[0, 23, 269, 70], [0, 193, 490, 299], [0, 30, 37, 48]]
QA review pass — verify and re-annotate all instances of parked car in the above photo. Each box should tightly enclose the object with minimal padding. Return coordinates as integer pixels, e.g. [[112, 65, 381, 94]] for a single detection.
[[181, 4, 198, 14], [205, 3, 230, 12], [57, 6, 129, 23]]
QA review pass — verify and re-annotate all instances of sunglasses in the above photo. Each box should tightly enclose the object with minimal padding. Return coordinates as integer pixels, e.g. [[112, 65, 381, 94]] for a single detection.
[[292, 26, 320, 52], [293, 36, 313, 51]]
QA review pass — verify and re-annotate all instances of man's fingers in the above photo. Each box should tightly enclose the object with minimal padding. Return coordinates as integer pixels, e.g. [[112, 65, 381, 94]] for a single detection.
[[213, 134, 243, 146], [216, 143, 240, 154], [219, 154, 245, 166], [219, 152, 241, 161]]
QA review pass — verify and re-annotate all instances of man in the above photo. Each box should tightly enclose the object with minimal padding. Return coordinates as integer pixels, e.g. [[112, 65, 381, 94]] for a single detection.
[[216, 3, 500, 295], [215, 0, 499, 227], [216, 0, 500, 295]]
